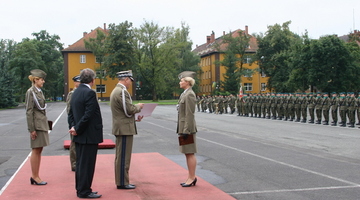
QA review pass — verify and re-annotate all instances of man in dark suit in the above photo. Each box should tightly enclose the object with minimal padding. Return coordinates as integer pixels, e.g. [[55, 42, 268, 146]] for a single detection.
[[69, 68, 103, 198]]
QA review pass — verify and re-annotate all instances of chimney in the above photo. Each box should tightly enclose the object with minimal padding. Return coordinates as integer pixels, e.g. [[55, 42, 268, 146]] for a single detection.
[[104, 23, 106, 31], [245, 25, 248, 35], [210, 31, 215, 43], [83, 32, 87, 37], [206, 36, 211, 44]]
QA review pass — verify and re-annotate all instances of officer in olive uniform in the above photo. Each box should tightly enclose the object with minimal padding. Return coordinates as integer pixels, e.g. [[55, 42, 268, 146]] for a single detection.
[[270, 93, 277, 119], [294, 93, 302, 122], [330, 92, 339, 126], [229, 94, 236, 114], [207, 95, 213, 113], [260, 93, 267, 118], [288, 93, 295, 121], [347, 92, 356, 128], [339, 92, 347, 127], [322, 92, 331, 125], [276, 93, 283, 120], [243, 94, 249, 116], [265, 93, 271, 119], [300, 93, 308, 123], [307, 93, 316, 123], [282, 93, 289, 121], [66, 75, 80, 171], [314, 92, 323, 124]]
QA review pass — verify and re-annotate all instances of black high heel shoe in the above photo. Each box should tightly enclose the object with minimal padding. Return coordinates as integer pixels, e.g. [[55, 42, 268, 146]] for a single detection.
[[181, 177, 197, 187], [30, 177, 47, 185]]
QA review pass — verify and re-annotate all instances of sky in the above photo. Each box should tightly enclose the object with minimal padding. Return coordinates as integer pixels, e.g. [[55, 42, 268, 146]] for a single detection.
[[1, 0, 359, 50]]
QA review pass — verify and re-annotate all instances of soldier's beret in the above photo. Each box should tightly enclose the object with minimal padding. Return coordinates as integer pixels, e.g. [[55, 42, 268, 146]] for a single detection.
[[178, 71, 196, 79], [30, 69, 46, 79]]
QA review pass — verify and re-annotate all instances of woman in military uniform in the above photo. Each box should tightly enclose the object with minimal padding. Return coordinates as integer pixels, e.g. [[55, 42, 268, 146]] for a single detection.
[[177, 71, 198, 187], [25, 69, 49, 185]]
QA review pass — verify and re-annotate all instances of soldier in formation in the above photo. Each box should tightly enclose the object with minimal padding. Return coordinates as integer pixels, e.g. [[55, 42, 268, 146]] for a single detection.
[[197, 92, 360, 129]]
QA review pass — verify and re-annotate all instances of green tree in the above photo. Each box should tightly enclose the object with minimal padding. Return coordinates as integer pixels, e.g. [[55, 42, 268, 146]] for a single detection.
[[256, 21, 299, 92], [170, 22, 200, 97], [287, 32, 312, 92], [32, 30, 64, 100], [103, 21, 135, 78], [0, 39, 18, 108], [215, 30, 252, 94], [84, 29, 107, 100], [309, 35, 355, 92], [133, 20, 182, 101], [10, 40, 44, 102]]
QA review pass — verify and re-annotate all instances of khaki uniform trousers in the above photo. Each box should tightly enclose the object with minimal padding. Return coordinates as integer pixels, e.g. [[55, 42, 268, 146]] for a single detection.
[[115, 135, 133, 186], [70, 134, 76, 171]]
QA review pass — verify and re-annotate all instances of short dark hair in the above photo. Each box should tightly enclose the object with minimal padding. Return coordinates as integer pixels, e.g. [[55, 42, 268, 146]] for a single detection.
[[79, 68, 96, 84]]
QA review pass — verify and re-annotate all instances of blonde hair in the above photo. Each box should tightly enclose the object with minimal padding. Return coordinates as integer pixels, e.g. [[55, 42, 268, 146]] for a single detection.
[[183, 77, 195, 86], [28, 75, 41, 84]]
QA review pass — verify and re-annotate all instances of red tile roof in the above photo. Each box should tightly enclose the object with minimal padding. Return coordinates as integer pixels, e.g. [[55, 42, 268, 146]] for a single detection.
[[192, 29, 258, 57], [62, 27, 107, 52]]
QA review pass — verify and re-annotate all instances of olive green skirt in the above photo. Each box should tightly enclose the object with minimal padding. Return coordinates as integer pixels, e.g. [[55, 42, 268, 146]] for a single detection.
[[30, 130, 49, 148], [179, 133, 197, 154]]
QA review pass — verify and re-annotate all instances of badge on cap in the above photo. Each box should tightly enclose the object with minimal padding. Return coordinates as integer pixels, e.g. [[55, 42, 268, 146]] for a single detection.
[[116, 70, 134, 81]]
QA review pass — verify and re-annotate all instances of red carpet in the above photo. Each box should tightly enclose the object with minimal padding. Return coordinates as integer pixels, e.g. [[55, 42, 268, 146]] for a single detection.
[[63, 139, 115, 149], [0, 153, 235, 200]]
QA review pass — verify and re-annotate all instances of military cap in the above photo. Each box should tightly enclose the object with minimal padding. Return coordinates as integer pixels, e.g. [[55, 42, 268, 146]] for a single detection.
[[178, 71, 196, 79], [331, 92, 337, 94], [72, 75, 80, 82], [340, 92, 345, 95], [30, 69, 46, 79], [116, 70, 134, 81], [323, 92, 328, 95]]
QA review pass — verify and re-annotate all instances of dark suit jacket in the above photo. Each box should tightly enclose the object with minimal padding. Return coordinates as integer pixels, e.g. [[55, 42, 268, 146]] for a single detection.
[[68, 84, 103, 144]]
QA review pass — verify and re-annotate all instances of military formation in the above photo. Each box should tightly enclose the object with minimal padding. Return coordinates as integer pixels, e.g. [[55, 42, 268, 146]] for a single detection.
[[197, 92, 360, 128]]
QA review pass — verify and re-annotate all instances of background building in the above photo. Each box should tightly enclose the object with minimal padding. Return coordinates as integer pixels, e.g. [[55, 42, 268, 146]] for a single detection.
[[62, 24, 132, 101], [192, 26, 270, 95]]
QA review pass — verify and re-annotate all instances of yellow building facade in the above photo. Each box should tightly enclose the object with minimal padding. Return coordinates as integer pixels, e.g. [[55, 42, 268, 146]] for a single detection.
[[62, 25, 133, 100], [193, 27, 270, 95]]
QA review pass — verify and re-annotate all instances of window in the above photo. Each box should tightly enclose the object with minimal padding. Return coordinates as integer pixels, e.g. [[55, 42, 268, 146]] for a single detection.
[[244, 83, 252, 91], [261, 83, 267, 91], [96, 84, 106, 93], [80, 55, 86, 63]]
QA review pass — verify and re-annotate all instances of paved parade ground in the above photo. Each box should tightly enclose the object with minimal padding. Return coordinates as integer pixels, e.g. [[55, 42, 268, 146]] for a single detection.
[[1, 102, 360, 199]]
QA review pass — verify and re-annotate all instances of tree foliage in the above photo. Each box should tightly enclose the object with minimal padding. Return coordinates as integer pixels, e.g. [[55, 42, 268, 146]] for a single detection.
[[0, 39, 18, 108], [256, 21, 300, 92], [133, 21, 198, 101], [103, 21, 135, 78]]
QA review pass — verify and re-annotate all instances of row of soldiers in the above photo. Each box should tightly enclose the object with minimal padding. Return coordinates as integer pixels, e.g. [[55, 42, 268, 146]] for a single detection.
[[197, 92, 360, 128]]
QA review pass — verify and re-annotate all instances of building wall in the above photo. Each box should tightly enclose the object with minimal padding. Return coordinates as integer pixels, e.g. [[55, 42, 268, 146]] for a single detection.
[[198, 53, 270, 95], [64, 52, 130, 100]]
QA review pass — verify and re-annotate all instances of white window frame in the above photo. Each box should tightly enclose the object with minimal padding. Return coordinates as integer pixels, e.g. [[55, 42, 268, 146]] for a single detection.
[[96, 84, 106, 93], [261, 83, 266, 91], [244, 83, 253, 91], [80, 55, 86, 63]]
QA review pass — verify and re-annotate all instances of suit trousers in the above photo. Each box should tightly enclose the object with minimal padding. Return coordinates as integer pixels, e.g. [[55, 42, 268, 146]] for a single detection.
[[115, 135, 133, 186], [75, 143, 98, 197]]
